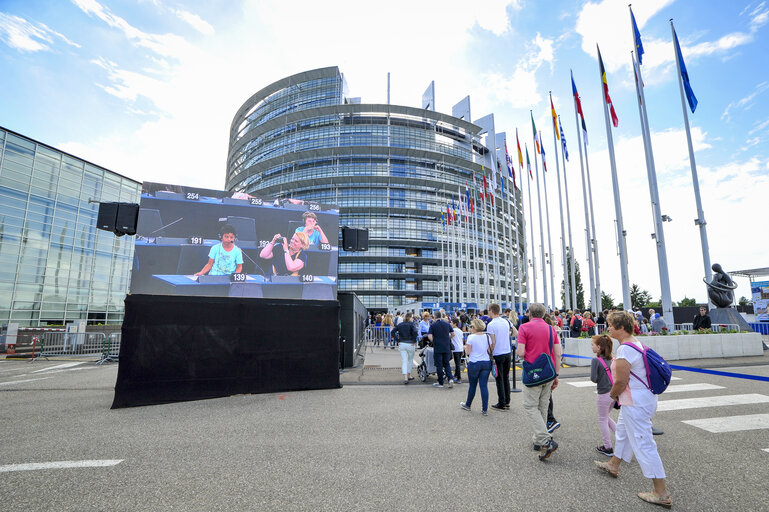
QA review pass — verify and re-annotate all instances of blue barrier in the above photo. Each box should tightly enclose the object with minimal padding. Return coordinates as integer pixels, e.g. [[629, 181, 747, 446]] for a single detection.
[[749, 322, 769, 335], [562, 353, 769, 382]]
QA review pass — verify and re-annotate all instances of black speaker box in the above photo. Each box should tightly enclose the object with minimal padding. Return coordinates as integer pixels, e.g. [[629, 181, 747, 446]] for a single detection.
[[97, 202, 119, 233], [342, 227, 357, 251], [356, 228, 369, 251], [116, 203, 140, 236]]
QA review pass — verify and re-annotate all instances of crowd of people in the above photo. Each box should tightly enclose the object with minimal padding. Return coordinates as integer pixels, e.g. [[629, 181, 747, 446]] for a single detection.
[[364, 304, 672, 508]]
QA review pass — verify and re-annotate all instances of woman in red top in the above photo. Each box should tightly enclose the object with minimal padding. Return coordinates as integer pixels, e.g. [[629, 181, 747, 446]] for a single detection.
[[583, 312, 597, 336]]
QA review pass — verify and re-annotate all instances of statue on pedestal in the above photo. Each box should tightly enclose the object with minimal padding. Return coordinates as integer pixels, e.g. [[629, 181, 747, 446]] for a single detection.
[[703, 263, 737, 308]]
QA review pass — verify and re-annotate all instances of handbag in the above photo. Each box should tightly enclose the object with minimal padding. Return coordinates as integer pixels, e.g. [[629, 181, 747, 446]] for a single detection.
[[486, 334, 499, 378], [521, 326, 557, 387]]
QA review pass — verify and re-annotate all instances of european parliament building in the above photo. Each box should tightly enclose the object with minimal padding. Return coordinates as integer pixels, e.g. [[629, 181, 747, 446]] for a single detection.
[[226, 67, 526, 310], [0, 127, 140, 327]]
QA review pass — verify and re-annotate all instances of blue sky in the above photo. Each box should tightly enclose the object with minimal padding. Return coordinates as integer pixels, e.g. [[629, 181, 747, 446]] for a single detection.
[[1, 0, 768, 305]]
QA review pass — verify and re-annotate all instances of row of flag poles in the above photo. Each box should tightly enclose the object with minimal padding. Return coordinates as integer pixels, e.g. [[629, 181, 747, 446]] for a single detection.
[[437, 7, 709, 315]]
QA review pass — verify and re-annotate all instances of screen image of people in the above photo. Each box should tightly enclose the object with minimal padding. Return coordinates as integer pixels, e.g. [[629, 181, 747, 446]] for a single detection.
[[296, 212, 329, 246], [195, 224, 243, 276], [130, 181, 338, 300], [260, 231, 310, 276]]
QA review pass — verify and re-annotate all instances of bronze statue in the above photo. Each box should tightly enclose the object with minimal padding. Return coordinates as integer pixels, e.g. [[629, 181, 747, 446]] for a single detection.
[[703, 263, 737, 308]]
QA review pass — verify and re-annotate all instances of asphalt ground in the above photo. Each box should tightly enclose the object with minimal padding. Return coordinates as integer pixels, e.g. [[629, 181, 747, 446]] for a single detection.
[[1, 351, 769, 512]]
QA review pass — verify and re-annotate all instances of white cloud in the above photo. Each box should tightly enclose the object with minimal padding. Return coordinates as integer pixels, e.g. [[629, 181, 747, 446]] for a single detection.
[[722, 81, 769, 121], [575, 0, 674, 73], [71, 0, 194, 58], [574, 0, 762, 87], [0, 12, 80, 52], [171, 8, 215, 36], [748, 1, 769, 30], [478, 32, 554, 110]]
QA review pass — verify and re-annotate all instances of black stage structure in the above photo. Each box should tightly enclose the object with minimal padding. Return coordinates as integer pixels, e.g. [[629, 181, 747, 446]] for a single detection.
[[112, 294, 340, 408]]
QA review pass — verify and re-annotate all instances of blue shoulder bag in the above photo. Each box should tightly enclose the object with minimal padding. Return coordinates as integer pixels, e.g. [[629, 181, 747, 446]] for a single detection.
[[522, 326, 557, 387]]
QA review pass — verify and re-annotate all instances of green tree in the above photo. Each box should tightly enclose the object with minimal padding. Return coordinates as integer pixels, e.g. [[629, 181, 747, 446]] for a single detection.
[[601, 291, 614, 311], [678, 296, 697, 307], [738, 296, 751, 306], [560, 247, 585, 310], [629, 283, 652, 309]]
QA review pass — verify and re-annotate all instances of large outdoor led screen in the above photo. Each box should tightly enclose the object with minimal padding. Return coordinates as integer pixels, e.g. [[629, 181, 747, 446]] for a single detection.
[[130, 182, 338, 300]]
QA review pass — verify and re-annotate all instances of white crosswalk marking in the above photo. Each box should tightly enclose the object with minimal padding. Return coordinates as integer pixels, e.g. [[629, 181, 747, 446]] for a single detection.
[[31, 362, 83, 373], [0, 460, 123, 473], [763, 449, 769, 453], [657, 394, 769, 412], [565, 381, 595, 388], [663, 383, 725, 393], [683, 414, 769, 433]]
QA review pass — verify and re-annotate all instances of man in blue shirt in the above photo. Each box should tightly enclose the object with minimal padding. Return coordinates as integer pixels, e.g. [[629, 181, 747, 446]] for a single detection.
[[428, 311, 454, 388]]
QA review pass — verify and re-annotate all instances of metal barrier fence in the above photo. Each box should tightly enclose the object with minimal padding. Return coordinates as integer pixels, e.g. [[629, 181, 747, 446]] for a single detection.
[[749, 322, 769, 335], [672, 323, 742, 333], [0, 331, 123, 363], [363, 325, 397, 349]]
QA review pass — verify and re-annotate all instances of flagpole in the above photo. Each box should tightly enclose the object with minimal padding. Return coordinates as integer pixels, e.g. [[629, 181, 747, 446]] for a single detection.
[[532, 116, 548, 310], [572, 71, 596, 312], [631, 41, 674, 324], [550, 93, 569, 311], [597, 45, 631, 310], [472, 181, 481, 305], [671, 19, 713, 304], [559, 115, 578, 310], [503, 175, 512, 309], [440, 206, 446, 300], [512, 178, 522, 314], [540, 130, 557, 310], [525, 144, 538, 304], [584, 135, 602, 312]]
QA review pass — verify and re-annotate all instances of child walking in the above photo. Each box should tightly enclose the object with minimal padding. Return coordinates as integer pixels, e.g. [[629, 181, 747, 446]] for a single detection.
[[590, 334, 617, 456]]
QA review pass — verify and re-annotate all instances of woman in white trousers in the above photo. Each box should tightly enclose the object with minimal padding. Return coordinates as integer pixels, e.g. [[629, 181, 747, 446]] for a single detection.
[[594, 311, 671, 509]]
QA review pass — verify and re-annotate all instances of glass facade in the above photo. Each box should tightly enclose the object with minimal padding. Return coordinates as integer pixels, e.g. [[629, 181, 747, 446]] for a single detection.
[[226, 67, 525, 310], [0, 128, 140, 326]]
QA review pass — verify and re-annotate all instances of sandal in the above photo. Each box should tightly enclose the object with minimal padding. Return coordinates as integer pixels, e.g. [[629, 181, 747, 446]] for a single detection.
[[637, 492, 672, 508], [594, 460, 618, 478]]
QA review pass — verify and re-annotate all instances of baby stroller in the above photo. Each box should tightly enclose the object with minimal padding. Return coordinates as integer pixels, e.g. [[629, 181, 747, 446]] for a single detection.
[[416, 336, 436, 382]]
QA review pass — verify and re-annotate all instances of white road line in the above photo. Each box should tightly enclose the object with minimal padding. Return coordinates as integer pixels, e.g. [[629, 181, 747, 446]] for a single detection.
[[670, 376, 682, 381], [683, 414, 769, 433], [663, 383, 725, 393], [31, 362, 83, 373], [566, 381, 595, 388], [763, 449, 769, 453], [0, 377, 50, 386], [0, 460, 123, 473], [657, 394, 769, 412]]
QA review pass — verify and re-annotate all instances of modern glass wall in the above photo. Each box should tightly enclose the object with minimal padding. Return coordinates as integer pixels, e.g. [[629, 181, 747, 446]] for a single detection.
[[0, 128, 141, 326], [226, 67, 525, 311]]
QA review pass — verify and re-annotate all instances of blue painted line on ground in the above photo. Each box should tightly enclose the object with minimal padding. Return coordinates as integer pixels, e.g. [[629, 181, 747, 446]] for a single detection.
[[562, 353, 769, 382], [667, 365, 769, 382]]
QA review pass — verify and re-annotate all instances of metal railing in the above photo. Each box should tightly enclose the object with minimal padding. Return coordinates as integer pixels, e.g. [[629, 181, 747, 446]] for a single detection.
[[672, 323, 742, 333]]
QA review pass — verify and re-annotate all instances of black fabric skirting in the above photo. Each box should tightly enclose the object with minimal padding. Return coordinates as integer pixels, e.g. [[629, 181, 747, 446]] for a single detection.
[[112, 294, 340, 408]]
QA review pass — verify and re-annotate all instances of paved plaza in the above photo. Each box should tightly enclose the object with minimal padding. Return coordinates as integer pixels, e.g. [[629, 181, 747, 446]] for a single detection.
[[2, 350, 769, 511]]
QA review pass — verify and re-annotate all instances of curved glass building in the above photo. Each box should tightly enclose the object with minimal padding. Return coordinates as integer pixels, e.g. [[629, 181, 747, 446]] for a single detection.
[[226, 67, 525, 310]]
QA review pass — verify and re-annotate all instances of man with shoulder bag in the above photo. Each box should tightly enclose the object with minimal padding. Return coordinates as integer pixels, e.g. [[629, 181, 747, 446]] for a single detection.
[[516, 303, 562, 461]]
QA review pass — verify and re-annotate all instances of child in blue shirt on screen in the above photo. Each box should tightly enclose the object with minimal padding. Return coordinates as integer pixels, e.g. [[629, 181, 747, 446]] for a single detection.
[[195, 224, 243, 276]]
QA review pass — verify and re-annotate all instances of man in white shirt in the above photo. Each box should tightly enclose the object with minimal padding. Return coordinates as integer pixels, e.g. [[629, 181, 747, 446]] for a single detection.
[[487, 303, 514, 410]]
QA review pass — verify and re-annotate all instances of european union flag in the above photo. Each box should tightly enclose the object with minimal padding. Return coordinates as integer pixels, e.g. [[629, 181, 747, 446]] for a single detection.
[[631, 9, 644, 65], [674, 28, 698, 113]]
